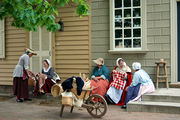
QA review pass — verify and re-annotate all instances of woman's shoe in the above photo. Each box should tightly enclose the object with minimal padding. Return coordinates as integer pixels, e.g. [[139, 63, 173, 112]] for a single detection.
[[121, 105, 127, 109], [16, 99, 23, 102]]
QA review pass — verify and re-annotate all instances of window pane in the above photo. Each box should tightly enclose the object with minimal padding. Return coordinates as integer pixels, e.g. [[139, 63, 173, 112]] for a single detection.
[[124, 9, 131, 17], [115, 0, 122, 8], [124, 39, 132, 48], [115, 30, 122, 38], [133, 0, 140, 7], [124, 0, 131, 7], [124, 19, 131, 28], [115, 19, 122, 27], [133, 39, 141, 48], [124, 29, 131, 38], [115, 10, 122, 18], [115, 40, 123, 48], [133, 18, 141, 27], [113, 0, 142, 50], [133, 29, 141, 37], [133, 8, 141, 17]]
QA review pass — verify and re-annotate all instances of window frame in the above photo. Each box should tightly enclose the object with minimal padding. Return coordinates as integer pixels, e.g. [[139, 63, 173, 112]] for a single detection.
[[109, 0, 147, 54], [0, 19, 5, 58]]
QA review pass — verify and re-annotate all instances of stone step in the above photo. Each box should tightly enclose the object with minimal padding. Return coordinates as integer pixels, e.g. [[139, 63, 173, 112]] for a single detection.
[[142, 88, 180, 103], [127, 101, 180, 114], [142, 94, 180, 103]]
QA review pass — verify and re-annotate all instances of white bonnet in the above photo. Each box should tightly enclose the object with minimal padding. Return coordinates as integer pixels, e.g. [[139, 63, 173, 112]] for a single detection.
[[116, 58, 126, 67], [132, 62, 141, 70]]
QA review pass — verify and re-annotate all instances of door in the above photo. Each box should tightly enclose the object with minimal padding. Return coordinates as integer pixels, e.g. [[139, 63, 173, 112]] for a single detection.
[[30, 27, 52, 73], [178, 2, 180, 82]]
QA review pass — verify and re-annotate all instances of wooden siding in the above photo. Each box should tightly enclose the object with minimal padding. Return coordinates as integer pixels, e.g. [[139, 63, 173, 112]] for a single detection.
[[54, 5, 91, 81], [0, 18, 26, 85]]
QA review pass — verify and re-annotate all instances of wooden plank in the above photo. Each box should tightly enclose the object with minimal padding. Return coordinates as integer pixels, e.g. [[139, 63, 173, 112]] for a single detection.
[[0, 61, 18, 65], [56, 60, 89, 64], [0, 81, 13, 85], [0, 77, 13, 81], [6, 43, 26, 47], [56, 31, 88, 36], [58, 7, 76, 13], [55, 17, 88, 22], [0, 65, 16, 69], [55, 50, 88, 55], [5, 56, 20, 60], [56, 69, 89, 73], [5, 34, 26, 39], [60, 26, 88, 32], [56, 36, 88, 41], [6, 38, 25, 43], [63, 21, 88, 27], [57, 12, 79, 17], [56, 41, 88, 46], [6, 47, 25, 52], [59, 73, 86, 78], [55, 46, 88, 50], [0, 69, 14, 73], [0, 73, 13, 77], [56, 65, 89, 69], [6, 52, 22, 56], [5, 25, 22, 30], [5, 29, 25, 34], [55, 55, 89, 60]]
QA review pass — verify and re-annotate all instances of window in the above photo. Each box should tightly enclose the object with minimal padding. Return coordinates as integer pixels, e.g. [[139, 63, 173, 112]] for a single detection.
[[109, 0, 147, 53], [0, 20, 5, 58]]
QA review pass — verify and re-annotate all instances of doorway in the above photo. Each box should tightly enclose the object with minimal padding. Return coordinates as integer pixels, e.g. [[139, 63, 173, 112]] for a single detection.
[[29, 27, 52, 73]]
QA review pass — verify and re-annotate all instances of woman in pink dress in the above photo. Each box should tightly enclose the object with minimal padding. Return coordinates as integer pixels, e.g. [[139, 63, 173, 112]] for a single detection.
[[90, 58, 110, 97]]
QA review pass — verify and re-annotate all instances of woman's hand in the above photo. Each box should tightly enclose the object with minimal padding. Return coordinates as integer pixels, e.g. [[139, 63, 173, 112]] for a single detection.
[[93, 77, 99, 82], [125, 86, 129, 92]]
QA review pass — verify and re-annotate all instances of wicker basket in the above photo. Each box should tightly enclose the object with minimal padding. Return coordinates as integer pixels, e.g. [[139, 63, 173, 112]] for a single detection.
[[28, 77, 35, 86], [62, 96, 73, 106], [51, 83, 63, 98]]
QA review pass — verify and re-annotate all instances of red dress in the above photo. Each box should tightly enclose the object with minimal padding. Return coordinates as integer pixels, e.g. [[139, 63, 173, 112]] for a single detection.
[[108, 66, 132, 106]]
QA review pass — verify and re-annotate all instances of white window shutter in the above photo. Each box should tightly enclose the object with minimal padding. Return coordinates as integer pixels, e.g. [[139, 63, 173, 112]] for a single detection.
[[0, 20, 5, 58]]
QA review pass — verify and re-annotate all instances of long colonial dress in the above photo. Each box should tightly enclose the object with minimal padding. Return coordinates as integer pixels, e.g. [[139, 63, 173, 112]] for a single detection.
[[90, 65, 110, 97], [107, 65, 131, 104], [125, 69, 155, 104], [41, 67, 55, 93], [13, 54, 30, 99]]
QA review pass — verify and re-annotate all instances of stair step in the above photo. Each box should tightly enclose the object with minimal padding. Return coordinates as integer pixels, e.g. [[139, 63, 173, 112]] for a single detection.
[[142, 88, 180, 103], [142, 95, 180, 103], [127, 101, 180, 114]]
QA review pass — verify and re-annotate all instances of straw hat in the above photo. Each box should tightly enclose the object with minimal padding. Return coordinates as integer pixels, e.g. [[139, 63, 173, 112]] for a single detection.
[[26, 48, 37, 55], [93, 58, 104, 65]]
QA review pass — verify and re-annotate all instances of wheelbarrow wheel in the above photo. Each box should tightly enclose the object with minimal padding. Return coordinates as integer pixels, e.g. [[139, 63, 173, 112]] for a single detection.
[[86, 94, 108, 118]]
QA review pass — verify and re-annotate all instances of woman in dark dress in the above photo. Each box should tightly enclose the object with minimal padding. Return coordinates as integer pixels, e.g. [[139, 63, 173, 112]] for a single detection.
[[38, 59, 55, 93], [13, 48, 37, 102]]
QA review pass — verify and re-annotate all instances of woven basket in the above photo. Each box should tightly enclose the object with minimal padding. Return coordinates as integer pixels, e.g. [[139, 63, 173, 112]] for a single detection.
[[62, 96, 73, 106], [28, 78, 35, 86], [51, 83, 63, 98]]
